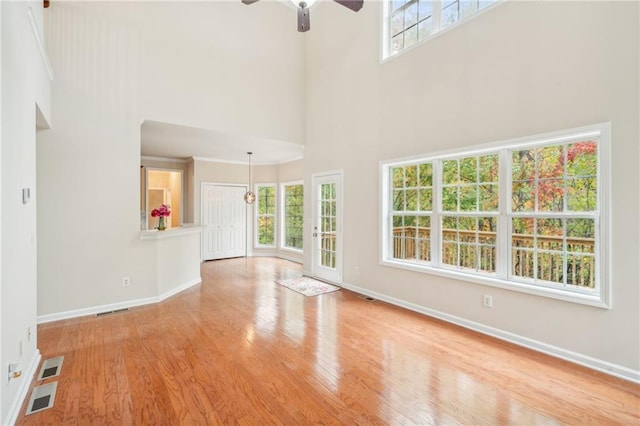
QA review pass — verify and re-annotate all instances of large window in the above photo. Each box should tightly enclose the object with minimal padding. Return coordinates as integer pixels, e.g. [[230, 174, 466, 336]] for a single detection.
[[381, 123, 610, 307], [383, 0, 499, 59], [255, 184, 276, 247], [441, 153, 499, 273], [281, 182, 304, 251]]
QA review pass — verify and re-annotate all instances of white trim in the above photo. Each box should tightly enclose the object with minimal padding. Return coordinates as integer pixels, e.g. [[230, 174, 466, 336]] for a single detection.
[[279, 246, 303, 256], [37, 278, 201, 324], [250, 251, 303, 264], [27, 6, 54, 81], [276, 253, 303, 264], [158, 278, 201, 302], [141, 155, 189, 163], [340, 281, 640, 384], [5, 350, 41, 426], [193, 155, 304, 167], [380, 258, 608, 308], [140, 224, 202, 240], [280, 180, 305, 252]]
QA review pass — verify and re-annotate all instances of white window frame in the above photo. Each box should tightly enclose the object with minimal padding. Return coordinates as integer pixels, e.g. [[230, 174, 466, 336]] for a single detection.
[[280, 180, 304, 253], [381, 0, 502, 61], [254, 183, 277, 249], [380, 123, 611, 308]]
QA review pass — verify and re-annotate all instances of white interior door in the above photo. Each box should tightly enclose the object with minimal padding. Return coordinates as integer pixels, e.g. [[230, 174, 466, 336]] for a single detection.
[[312, 171, 343, 284], [202, 184, 247, 261]]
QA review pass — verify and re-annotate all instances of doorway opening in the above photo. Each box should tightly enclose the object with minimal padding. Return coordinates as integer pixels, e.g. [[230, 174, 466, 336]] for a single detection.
[[142, 168, 183, 230]]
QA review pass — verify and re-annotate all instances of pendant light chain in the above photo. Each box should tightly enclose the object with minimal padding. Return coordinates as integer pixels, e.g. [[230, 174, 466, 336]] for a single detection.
[[244, 152, 256, 204]]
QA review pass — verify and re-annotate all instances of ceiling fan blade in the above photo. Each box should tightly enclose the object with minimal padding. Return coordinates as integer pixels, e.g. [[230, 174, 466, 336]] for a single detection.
[[333, 0, 363, 12], [242, 0, 260, 5], [297, 2, 310, 32]]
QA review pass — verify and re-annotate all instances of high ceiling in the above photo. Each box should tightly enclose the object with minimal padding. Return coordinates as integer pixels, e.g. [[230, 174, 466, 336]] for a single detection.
[[140, 120, 304, 165]]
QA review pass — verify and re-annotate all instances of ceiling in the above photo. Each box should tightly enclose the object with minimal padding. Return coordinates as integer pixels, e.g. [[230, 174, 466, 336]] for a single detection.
[[140, 120, 304, 165]]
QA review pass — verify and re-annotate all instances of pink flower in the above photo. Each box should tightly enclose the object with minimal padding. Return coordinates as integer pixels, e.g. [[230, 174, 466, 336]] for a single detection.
[[151, 204, 170, 218]]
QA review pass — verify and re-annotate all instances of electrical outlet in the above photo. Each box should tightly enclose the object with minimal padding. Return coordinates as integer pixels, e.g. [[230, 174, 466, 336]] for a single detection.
[[8, 362, 22, 382], [122, 277, 131, 287], [355, 266, 360, 274], [483, 294, 493, 308], [27, 326, 31, 342]]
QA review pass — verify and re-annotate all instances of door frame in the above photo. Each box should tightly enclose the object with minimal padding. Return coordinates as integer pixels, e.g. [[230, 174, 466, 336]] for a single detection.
[[311, 170, 344, 284]]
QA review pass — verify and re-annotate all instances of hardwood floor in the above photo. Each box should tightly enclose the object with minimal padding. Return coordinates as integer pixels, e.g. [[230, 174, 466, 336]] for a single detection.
[[17, 257, 640, 425]]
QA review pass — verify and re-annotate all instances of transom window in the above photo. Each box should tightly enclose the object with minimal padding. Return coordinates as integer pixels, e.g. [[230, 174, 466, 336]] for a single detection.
[[383, 0, 499, 59], [381, 123, 610, 307]]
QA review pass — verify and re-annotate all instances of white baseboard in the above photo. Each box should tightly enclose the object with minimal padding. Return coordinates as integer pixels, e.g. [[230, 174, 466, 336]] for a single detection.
[[157, 278, 202, 302], [37, 278, 202, 324], [277, 255, 303, 264], [250, 251, 303, 265], [5, 349, 41, 426], [341, 281, 640, 384]]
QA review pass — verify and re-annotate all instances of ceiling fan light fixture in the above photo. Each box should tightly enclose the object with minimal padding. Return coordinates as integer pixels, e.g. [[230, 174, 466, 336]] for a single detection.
[[242, 0, 362, 32], [290, 0, 316, 8]]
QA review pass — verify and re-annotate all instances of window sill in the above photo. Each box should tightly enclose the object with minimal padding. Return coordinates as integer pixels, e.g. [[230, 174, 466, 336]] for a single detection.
[[380, 259, 610, 309], [280, 247, 303, 254]]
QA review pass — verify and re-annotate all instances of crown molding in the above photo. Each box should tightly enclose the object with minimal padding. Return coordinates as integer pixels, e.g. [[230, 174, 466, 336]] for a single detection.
[[192, 155, 304, 166], [141, 155, 189, 163]]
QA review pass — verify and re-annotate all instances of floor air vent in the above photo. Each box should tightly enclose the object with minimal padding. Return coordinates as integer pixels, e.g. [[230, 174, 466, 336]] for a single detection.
[[358, 294, 375, 301], [25, 382, 57, 415], [37, 356, 64, 380], [96, 307, 129, 317]]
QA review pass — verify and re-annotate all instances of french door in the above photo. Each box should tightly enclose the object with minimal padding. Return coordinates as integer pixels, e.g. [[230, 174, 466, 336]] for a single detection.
[[312, 171, 343, 284], [201, 184, 247, 261]]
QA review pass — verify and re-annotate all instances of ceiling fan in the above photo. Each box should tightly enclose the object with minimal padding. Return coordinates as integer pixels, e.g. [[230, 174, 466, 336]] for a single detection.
[[242, 0, 364, 32]]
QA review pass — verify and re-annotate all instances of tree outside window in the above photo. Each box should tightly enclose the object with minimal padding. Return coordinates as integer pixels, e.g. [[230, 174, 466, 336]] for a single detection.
[[256, 185, 276, 247], [283, 183, 304, 250]]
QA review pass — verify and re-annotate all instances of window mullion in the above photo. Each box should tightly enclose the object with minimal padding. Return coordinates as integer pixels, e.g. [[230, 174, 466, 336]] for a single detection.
[[497, 149, 510, 279], [432, 0, 442, 33]]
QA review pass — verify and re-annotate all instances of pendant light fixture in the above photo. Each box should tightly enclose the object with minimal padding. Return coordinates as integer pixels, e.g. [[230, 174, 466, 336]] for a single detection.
[[244, 152, 256, 204]]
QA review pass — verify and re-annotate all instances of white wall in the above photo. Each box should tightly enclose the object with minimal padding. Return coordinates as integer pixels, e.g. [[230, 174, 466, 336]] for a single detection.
[[37, 1, 305, 317], [1, 1, 51, 423], [155, 231, 201, 296], [137, 1, 305, 145], [38, 3, 157, 317], [304, 1, 639, 376]]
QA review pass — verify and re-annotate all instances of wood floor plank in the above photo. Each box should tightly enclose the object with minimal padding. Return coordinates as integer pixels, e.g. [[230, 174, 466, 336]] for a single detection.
[[17, 257, 640, 425]]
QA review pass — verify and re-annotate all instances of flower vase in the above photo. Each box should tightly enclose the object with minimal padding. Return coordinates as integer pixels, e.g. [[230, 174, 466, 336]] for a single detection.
[[158, 216, 166, 231]]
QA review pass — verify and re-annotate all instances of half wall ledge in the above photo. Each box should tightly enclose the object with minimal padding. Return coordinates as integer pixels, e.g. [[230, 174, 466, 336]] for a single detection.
[[140, 223, 203, 240]]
